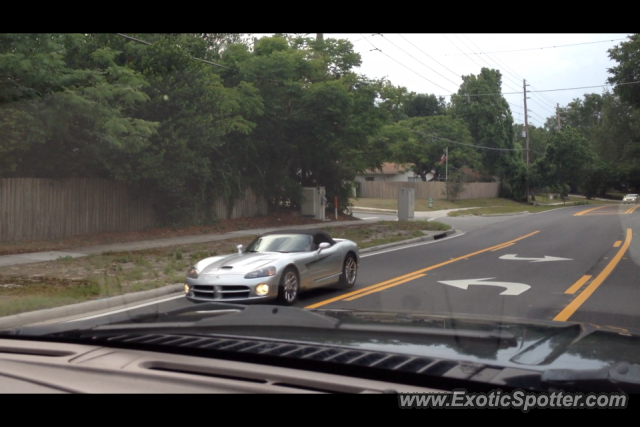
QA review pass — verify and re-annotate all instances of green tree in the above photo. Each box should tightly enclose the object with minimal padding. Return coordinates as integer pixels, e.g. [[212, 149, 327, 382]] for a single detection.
[[219, 35, 388, 212], [386, 115, 481, 181], [540, 127, 596, 193], [607, 34, 640, 109], [403, 93, 447, 118], [0, 33, 158, 178], [442, 172, 466, 201], [451, 68, 516, 177]]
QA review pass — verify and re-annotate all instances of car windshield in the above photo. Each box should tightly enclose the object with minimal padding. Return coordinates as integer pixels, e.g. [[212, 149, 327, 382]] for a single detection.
[[245, 234, 312, 253], [2, 33, 640, 395]]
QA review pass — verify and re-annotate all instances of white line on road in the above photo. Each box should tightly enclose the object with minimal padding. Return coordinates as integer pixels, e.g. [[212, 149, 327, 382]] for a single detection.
[[360, 232, 466, 258], [361, 217, 379, 220], [64, 294, 185, 322]]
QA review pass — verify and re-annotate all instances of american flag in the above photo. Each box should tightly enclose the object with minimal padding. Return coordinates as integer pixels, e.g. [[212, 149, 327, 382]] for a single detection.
[[439, 153, 447, 165]]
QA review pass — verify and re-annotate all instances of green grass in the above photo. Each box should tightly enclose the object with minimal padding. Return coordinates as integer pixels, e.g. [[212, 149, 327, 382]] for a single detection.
[[351, 196, 620, 213], [351, 197, 531, 211], [322, 220, 451, 249], [447, 204, 583, 217]]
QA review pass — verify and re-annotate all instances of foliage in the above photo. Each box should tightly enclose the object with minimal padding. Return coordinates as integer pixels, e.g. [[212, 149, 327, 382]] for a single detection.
[[607, 34, 640, 109], [386, 115, 480, 181], [442, 172, 466, 202], [451, 68, 516, 177]]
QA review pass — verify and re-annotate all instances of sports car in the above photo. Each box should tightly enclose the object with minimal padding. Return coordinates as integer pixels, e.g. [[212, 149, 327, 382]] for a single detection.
[[184, 229, 359, 305]]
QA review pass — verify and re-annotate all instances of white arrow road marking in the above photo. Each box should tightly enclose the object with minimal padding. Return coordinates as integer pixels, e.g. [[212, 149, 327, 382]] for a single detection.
[[499, 254, 572, 262], [438, 278, 531, 295]]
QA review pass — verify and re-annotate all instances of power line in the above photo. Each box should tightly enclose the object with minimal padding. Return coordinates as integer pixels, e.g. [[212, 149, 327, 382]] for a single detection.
[[361, 34, 454, 93], [444, 34, 485, 70], [443, 81, 640, 98], [377, 34, 461, 90], [448, 34, 554, 116], [115, 33, 234, 70], [460, 35, 556, 114], [411, 128, 525, 152], [456, 34, 558, 111], [396, 34, 463, 83], [444, 37, 627, 56], [457, 33, 522, 97]]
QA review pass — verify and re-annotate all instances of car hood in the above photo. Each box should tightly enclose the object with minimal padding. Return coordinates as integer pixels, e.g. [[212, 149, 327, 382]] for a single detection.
[[196, 252, 291, 275], [165, 307, 637, 373], [298, 310, 640, 372], [11, 306, 640, 375]]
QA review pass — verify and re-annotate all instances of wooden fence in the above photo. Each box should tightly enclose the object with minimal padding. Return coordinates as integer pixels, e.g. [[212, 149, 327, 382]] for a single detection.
[[356, 181, 501, 200], [0, 178, 266, 242]]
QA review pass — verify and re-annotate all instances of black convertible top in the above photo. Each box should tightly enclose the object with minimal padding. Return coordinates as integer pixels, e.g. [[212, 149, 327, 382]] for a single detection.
[[260, 229, 336, 245]]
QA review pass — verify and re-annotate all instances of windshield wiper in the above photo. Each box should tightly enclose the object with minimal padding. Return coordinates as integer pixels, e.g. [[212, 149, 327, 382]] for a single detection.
[[541, 362, 640, 393]]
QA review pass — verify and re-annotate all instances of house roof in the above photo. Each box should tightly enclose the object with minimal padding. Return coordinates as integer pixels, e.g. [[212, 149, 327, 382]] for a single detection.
[[363, 162, 412, 175]]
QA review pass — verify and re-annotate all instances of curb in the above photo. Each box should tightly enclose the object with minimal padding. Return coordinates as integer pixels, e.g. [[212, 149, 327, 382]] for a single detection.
[[359, 228, 456, 254], [0, 283, 184, 330], [480, 211, 530, 217], [352, 207, 398, 213], [0, 227, 457, 328]]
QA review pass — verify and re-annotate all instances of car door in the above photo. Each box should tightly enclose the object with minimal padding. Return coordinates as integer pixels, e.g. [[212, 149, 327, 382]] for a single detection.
[[307, 243, 344, 287]]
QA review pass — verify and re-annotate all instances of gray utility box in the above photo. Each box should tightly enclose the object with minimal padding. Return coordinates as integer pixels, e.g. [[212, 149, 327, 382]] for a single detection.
[[398, 188, 415, 221], [301, 187, 326, 220]]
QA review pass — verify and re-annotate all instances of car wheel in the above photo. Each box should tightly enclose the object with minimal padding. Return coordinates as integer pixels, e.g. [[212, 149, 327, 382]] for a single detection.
[[338, 255, 358, 288], [277, 268, 299, 306]]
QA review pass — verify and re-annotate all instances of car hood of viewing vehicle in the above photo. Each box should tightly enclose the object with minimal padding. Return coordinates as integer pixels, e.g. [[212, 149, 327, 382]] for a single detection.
[[301, 310, 640, 372], [195, 252, 293, 275], [168, 308, 639, 373]]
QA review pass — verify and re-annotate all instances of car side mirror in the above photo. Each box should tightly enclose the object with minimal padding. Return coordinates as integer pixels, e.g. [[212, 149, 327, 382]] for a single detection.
[[318, 242, 330, 251]]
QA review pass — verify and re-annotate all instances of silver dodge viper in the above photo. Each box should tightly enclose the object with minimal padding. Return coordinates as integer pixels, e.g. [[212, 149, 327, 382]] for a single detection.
[[184, 229, 359, 305]]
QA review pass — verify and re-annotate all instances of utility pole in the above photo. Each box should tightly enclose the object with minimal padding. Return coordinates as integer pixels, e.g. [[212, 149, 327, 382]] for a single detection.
[[557, 103, 561, 131], [445, 147, 448, 182], [523, 79, 530, 203], [316, 33, 323, 42]]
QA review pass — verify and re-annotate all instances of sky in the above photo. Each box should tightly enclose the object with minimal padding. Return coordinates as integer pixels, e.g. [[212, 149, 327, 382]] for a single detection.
[[252, 33, 632, 127]]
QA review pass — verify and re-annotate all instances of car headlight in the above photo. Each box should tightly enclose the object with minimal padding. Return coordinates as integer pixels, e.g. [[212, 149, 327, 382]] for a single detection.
[[187, 266, 199, 279], [244, 266, 276, 279], [184, 284, 189, 293], [255, 284, 269, 295]]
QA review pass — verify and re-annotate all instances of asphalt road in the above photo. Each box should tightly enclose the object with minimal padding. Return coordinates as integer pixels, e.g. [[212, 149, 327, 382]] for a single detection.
[[68, 203, 640, 332]]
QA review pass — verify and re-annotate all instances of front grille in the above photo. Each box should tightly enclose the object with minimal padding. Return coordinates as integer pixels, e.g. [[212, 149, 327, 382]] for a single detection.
[[192, 285, 251, 300]]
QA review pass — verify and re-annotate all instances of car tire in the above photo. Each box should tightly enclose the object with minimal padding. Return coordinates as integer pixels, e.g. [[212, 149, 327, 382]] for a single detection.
[[338, 255, 358, 289], [276, 267, 299, 306]]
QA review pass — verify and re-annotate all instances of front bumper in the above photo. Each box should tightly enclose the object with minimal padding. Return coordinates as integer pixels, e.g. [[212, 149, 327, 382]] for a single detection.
[[184, 274, 280, 303]]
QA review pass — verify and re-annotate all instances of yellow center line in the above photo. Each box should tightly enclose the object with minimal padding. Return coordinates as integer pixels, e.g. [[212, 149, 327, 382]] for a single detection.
[[613, 241, 622, 248], [626, 205, 640, 214], [490, 243, 515, 251], [305, 230, 540, 309], [564, 275, 592, 295], [554, 228, 632, 322], [574, 205, 608, 216], [345, 274, 427, 301]]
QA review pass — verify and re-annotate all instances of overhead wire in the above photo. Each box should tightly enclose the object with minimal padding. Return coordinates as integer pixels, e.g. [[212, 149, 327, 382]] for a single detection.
[[360, 34, 455, 93], [377, 34, 461, 89], [443, 37, 628, 56], [458, 35, 562, 109], [459, 34, 556, 115]]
